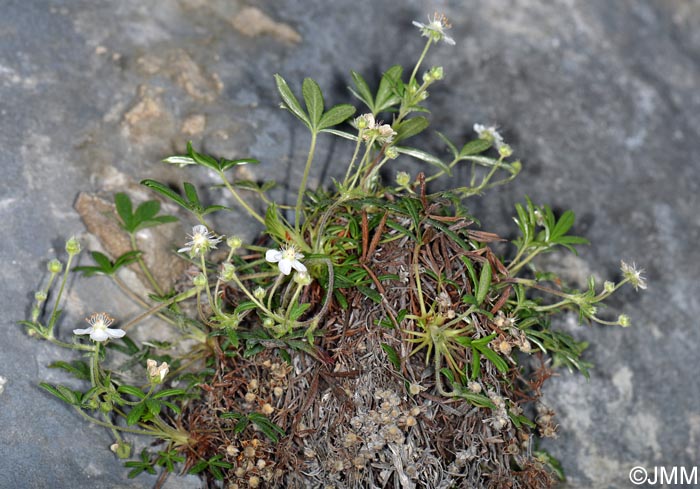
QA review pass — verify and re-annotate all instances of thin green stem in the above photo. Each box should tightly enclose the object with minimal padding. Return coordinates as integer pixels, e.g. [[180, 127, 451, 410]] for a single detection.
[[409, 39, 433, 87], [283, 282, 305, 326], [44, 336, 96, 352], [218, 170, 265, 224], [349, 136, 376, 190], [413, 242, 427, 316], [295, 132, 318, 230], [343, 130, 365, 185], [199, 254, 218, 315], [74, 408, 162, 437], [90, 344, 101, 387], [121, 288, 198, 331], [47, 253, 75, 337], [112, 275, 177, 326], [230, 273, 277, 319], [130, 233, 164, 296]]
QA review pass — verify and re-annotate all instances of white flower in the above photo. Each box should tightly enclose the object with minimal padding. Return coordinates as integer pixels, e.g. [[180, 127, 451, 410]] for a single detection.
[[73, 312, 125, 342], [265, 244, 307, 275], [146, 359, 169, 383], [620, 260, 647, 291], [412, 13, 456, 46], [178, 225, 223, 257], [473, 123, 505, 149], [354, 113, 396, 143]]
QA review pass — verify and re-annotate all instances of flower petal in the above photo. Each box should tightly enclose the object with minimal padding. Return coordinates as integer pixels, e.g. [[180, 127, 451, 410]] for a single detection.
[[105, 328, 126, 339], [90, 329, 110, 342], [177, 246, 192, 253], [73, 328, 92, 335], [265, 249, 282, 263], [292, 260, 307, 273], [192, 224, 208, 235], [278, 259, 292, 275]]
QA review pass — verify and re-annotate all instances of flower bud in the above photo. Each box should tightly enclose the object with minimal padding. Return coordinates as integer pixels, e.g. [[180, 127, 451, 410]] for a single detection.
[[604, 281, 615, 293], [498, 144, 513, 158], [423, 66, 444, 83], [467, 381, 482, 394], [110, 441, 132, 459], [65, 237, 81, 256], [227, 236, 243, 250], [293, 271, 312, 286], [34, 291, 48, 303], [355, 113, 374, 130], [47, 259, 63, 274], [220, 263, 236, 282], [385, 146, 399, 159], [192, 273, 207, 288], [146, 359, 169, 383], [263, 317, 275, 329], [396, 171, 411, 187], [253, 287, 266, 300], [618, 314, 631, 327]]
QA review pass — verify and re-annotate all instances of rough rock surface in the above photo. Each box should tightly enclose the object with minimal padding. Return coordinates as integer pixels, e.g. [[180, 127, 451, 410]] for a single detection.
[[0, 0, 697, 487]]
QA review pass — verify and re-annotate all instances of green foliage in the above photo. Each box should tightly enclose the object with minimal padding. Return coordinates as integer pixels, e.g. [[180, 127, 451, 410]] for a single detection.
[[275, 74, 355, 133], [73, 250, 142, 277], [219, 411, 286, 443], [25, 16, 643, 486], [114, 193, 178, 234]]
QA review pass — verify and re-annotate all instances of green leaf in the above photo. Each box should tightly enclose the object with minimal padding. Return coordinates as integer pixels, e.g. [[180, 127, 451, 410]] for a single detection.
[[470, 349, 481, 379], [320, 128, 359, 141], [381, 343, 401, 370], [396, 146, 450, 174], [146, 399, 162, 417], [48, 360, 90, 381], [302, 78, 324, 129], [274, 74, 311, 129], [187, 141, 219, 171], [135, 200, 161, 221], [318, 104, 356, 131], [127, 403, 147, 425], [141, 179, 189, 210], [476, 261, 492, 306], [357, 285, 382, 304], [219, 157, 259, 172], [182, 182, 201, 208], [459, 138, 492, 157], [162, 155, 196, 167], [289, 302, 311, 321], [153, 389, 188, 399], [350, 70, 374, 111], [118, 385, 147, 399], [249, 413, 285, 442], [551, 210, 575, 239], [474, 344, 508, 373], [115, 193, 134, 231], [436, 131, 459, 158], [394, 116, 429, 144], [375, 65, 403, 113], [39, 383, 73, 404]]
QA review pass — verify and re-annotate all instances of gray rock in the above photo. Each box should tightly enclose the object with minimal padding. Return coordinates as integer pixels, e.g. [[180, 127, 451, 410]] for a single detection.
[[1, 0, 696, 487]]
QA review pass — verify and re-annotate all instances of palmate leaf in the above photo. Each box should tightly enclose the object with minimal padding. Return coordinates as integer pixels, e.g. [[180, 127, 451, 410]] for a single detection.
[[318, 104, 355, 131], [115, 192, 178, 233], [375, 65, 403, 113], [274, 74, 311, 129], [350, 70, 374, 112], [302, 78, 324, 129], [393, 116, 429, 144]]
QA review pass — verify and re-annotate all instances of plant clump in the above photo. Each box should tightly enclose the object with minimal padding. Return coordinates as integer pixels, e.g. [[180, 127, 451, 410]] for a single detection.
[[22, 14, 645, 489]]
